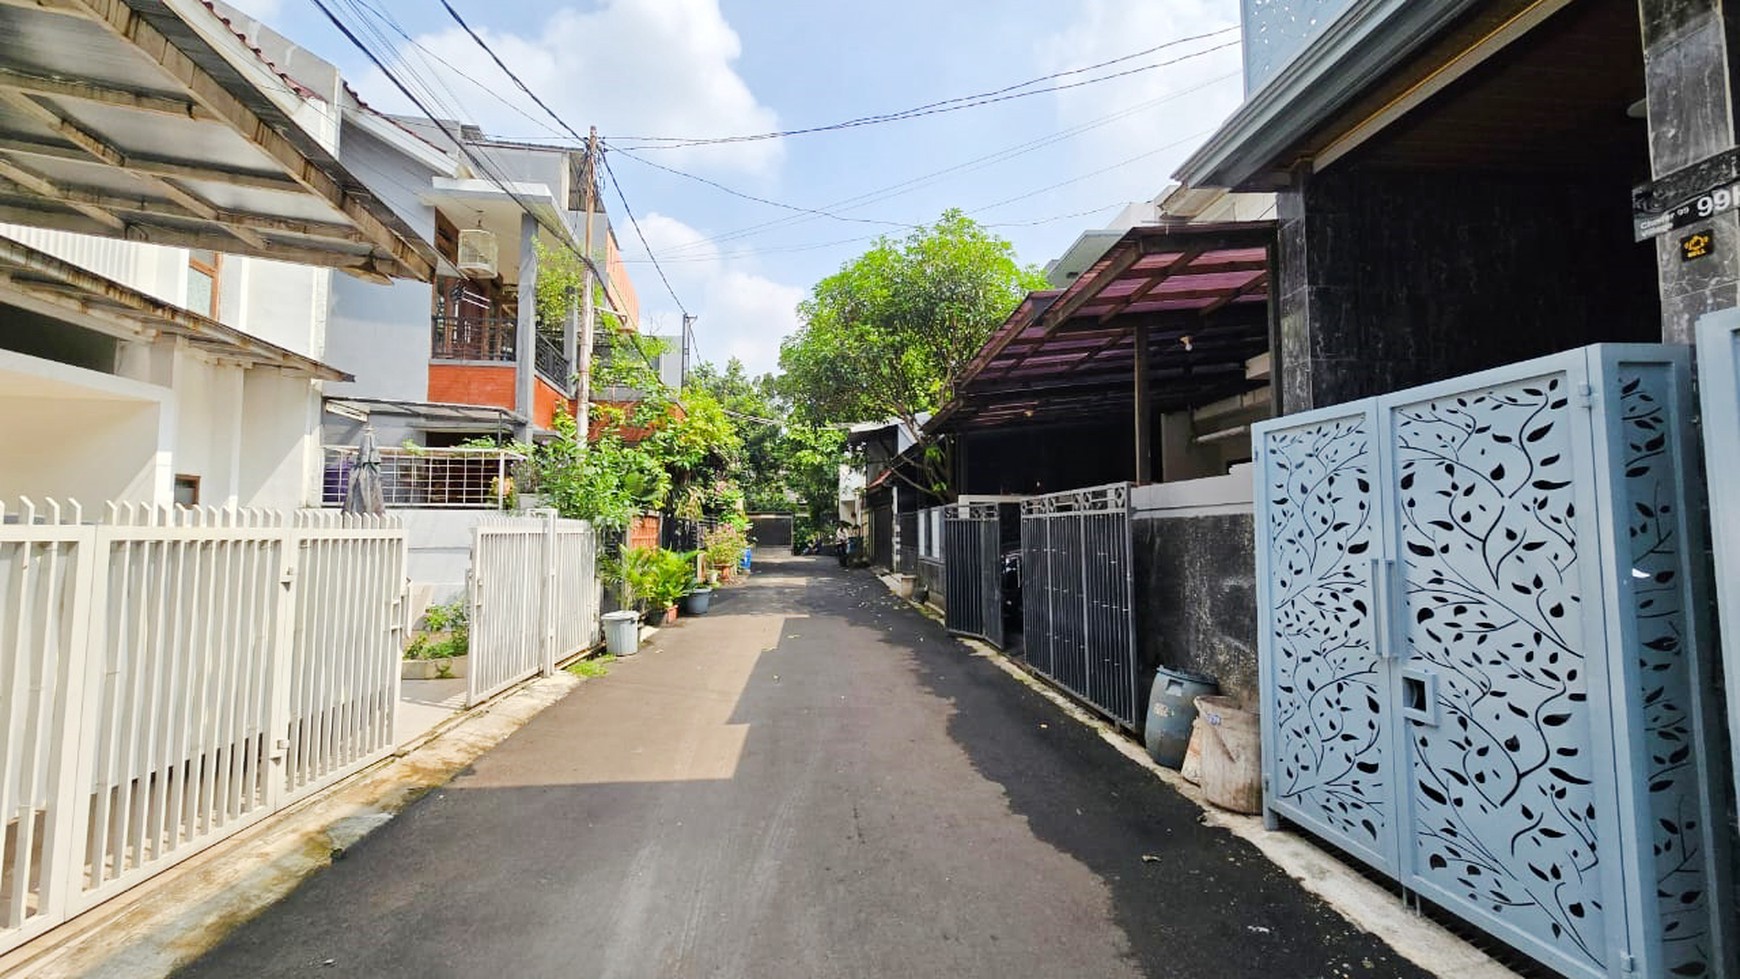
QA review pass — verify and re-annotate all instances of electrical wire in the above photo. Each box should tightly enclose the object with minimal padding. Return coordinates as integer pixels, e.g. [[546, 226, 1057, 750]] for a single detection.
[[600, 151, 688, 317], [606, 29, 1239, 149]]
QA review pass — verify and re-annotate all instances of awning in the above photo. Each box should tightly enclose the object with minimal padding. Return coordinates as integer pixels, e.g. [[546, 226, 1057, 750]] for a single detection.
[[934, 221, 1274, 432], [0, 232, 348, 379], [323, 396, 525, 429], [0, 0, 437, 280]]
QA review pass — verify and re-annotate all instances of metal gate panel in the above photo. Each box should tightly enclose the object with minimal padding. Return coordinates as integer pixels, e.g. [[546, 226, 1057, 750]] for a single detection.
[[1253, 344, 1732, 979], [944, 504, 1000, 647], [1253, 406, 1399, 878], [1386, 365, 1623, 978], [1696, 308, 1740, 877], [1019, 484, 1138, 727]]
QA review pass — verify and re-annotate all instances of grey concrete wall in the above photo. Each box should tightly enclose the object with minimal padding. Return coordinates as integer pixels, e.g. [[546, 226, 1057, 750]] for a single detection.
[[1131, 508, 1259, 707], [1275, 165, 1660, 411], [399, 508, 489, 622], [325, 121, 439, 402], [917, 557, 945, 612]]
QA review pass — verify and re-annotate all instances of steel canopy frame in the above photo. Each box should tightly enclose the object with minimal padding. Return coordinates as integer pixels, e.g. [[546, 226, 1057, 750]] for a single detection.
[[0, 0, 437, 280]]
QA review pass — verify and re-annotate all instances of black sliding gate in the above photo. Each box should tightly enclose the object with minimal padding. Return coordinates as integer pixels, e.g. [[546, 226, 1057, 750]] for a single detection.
[[1019, 483, 1139, 727], [943, 503, 1003, 648]]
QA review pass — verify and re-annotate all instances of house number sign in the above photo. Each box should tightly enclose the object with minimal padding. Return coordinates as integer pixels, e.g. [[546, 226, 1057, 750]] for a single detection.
[[1636, 182, 1740, 239]]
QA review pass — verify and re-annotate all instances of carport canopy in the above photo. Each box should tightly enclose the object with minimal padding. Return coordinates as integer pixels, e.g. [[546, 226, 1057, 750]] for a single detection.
[[0, 0, 437, 280], [934, 221, 1274, 434]]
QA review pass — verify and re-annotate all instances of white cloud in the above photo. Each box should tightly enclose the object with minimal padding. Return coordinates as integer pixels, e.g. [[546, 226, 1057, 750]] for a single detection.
[[632, 213, 803, 376], [355, 0, 782, 177], [1035, 1, 1244, 195], [221, 0, 281, 21]]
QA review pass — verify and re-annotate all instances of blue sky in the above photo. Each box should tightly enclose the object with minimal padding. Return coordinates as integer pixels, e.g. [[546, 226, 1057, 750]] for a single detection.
[[234, 0, 1245, 374]]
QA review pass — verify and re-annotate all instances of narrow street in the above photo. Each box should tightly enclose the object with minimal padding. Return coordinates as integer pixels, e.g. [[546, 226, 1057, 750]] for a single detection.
[[177, 557, 1424, 979]]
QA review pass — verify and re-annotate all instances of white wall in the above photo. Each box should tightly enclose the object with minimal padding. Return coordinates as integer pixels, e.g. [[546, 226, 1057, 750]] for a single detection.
[[0, 351, 169, 504]]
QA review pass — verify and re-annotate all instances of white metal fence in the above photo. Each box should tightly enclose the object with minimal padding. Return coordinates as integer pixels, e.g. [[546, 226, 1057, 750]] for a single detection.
[[0, 502, 406, 957], [467, 514, 600, 706]]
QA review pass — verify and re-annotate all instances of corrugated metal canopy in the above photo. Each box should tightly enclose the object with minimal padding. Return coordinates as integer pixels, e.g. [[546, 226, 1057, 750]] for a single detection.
[[934, 221, 1274, 432], [0, 232, 348, 378], [0, 0, 437, 280]]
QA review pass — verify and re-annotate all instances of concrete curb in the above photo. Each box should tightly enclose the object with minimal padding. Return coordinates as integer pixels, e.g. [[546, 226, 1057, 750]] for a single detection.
[[878, 574, 1518, 979], [0, 672, 587, 979]]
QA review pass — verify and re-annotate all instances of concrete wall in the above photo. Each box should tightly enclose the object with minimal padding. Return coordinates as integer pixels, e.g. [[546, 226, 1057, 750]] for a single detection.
[[1130, 470, 1259, 706], [400, 508, 488, 621], [1275, 165, 1660, 411]]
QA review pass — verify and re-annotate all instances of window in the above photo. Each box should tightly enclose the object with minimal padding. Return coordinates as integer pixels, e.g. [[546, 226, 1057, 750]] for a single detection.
[[186, 250, 220, 318], [173, 475, 200, 507]]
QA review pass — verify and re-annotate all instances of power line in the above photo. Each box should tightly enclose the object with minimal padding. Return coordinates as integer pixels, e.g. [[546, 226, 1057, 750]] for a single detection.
[[600, 150, 688, 317], [432, 0, 588, 146], [606, 28, 1239, 149], [642, 71, 1239, 257], [608, 147, 914, 231]]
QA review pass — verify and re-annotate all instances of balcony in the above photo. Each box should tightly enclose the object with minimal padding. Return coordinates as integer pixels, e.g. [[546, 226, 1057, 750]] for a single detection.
[[534, 332, 571, 389], [321, 445, 526, 508], [432, 313, 516, 362]]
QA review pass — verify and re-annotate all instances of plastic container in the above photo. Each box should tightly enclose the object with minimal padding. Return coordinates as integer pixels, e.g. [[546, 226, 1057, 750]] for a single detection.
[[681, 587, 713, 615], [603, 610, 641, 656], [1194, 695, 1262, 814], [1143, 666, 1219, 769], [1179, 717, 1208, 785]]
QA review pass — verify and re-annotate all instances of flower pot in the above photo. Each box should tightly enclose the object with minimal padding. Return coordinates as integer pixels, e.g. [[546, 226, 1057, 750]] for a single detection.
[[661, 605, 678, 625], [680, 587, 713, 615], [401, 654, 467, 680], [603, 610, 641, 656]]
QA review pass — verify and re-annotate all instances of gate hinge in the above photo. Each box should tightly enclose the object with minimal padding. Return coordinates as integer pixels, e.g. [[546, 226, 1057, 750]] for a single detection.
[[280, 565, 296, 587], [1573, 383, 1594, 409], [1617, 952, 1636, 973]]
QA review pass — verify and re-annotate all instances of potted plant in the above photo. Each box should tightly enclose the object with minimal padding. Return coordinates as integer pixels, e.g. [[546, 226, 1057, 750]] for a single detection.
[[646, 548, 694, 624], [402, 598, 469, 679], [679, 549, 713, 615]]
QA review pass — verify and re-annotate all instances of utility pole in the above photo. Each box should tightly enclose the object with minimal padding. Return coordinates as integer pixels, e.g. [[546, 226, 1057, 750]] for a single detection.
[[680, 313, 694, 389], [577, 126, 600, 442]]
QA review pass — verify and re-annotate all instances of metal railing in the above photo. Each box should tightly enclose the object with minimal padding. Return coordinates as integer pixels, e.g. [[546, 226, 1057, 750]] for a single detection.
[[0, 501, 406, 955], [322, 446, 525, 509], [431, 313, 516, 362], [534, 332, 571, 388]]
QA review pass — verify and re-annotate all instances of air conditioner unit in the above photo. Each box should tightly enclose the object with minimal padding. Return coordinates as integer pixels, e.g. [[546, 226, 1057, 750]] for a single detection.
[[457, 228, 498, 278]]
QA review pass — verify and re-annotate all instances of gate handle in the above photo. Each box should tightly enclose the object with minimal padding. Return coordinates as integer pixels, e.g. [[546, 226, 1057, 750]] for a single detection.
[[1370, 558, 1391, 659]]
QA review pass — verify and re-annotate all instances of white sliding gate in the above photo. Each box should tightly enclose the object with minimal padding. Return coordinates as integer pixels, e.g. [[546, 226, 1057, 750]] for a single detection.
[[0, 502, 406, 957], [1696, 308, 1740, 834], [467, 514, 599, 706]]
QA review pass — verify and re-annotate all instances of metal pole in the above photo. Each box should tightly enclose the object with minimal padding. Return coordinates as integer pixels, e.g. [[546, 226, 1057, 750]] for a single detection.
[[1133, 320, 1152, 485]]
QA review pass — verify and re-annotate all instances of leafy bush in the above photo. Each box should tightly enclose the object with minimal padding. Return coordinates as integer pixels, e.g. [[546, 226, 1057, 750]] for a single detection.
[[406, 598, 469, 660], [703, 523, 749, 571]]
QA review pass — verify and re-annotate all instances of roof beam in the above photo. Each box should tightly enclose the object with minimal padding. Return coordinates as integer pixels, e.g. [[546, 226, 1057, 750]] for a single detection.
[[0, 0, 85, 15], [67, 0, 435, 280], [1096, 248, 1202, 323], [0, 155, 124, 230], [0, 135, 301, 191], [0, 65, 209, 120], [0, 174, 355, 242]]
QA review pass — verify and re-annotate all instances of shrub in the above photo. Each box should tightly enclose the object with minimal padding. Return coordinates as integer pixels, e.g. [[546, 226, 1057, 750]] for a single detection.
[[406, 598, 469, 660]]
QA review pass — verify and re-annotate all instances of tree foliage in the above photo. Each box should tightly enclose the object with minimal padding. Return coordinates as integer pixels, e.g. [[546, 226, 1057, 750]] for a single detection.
[[781, 209, 1044, 430]]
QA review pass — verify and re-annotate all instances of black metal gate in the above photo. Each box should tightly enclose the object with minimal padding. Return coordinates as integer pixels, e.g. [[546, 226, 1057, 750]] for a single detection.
[[943, 503, 1003, 648], [1019, 483, 1138, 726]]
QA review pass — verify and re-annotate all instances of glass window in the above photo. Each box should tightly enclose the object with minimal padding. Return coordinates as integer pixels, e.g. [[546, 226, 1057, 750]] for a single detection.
[[187, 250, 220, 317]]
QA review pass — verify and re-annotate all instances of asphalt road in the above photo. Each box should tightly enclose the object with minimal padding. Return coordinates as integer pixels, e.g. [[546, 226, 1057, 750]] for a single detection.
[[176, 556, 1428, 979]]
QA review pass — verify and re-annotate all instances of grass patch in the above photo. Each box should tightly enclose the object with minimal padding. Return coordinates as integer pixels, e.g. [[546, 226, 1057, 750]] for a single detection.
[[567, 653, 617, 678]]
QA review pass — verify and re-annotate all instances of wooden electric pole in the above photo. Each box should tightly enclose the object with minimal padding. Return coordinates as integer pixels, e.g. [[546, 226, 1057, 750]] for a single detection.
[[577, 126, 600, 442]]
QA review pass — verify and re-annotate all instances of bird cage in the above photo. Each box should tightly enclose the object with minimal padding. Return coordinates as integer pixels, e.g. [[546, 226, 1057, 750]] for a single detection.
[[457, 227, 498, 277]]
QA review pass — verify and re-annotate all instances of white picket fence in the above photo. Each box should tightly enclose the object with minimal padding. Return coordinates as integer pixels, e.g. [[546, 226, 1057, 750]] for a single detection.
[[0, 501, 406, 956], [467, 513, 600, 706]]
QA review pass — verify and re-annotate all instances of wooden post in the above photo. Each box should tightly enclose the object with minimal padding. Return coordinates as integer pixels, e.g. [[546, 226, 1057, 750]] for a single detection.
[[577, 127, 600, 441], [1133, 320, 1152, 485]]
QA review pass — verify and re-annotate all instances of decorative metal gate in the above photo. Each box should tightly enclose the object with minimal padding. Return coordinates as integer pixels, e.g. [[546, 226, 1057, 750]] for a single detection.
[[943, 503, 1002, 648], [1696, 308, 1740, 831], [1254, 345, 1732, 979], [1019, 484, 1138, 727]]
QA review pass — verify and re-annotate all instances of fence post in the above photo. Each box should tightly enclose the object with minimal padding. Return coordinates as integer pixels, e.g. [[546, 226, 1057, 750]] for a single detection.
[[41, 516, 100, 924], [264, 515, 301, 812], [540, 511, 557, 676]]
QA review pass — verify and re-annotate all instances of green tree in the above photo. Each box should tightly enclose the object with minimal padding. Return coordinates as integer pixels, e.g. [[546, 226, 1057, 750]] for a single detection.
[[780, 209, 1043, 496]]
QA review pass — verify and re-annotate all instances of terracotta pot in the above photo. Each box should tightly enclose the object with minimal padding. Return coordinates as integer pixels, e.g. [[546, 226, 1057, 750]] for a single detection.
[[662, 605, 678, 625]]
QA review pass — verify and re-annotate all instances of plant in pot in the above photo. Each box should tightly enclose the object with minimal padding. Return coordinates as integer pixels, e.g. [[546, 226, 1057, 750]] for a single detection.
[[646, 548, 694, 624], [677, 549, 713, 615], [403, 598, 469, 679], [703, 523, 748, 583]]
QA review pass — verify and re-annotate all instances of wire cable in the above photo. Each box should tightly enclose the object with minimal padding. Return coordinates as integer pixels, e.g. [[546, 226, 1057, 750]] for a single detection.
[[600, 150, 689, 317]]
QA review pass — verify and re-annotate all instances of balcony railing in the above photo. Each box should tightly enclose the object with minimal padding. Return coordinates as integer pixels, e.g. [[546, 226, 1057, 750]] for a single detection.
[[321, 446, 526, 509], [535, 332, 572, 388], [432, 313, 516, 362]]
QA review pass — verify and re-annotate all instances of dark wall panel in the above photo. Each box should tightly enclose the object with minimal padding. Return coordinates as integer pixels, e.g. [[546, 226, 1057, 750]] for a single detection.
[[1131, 513, 1259, 706]]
